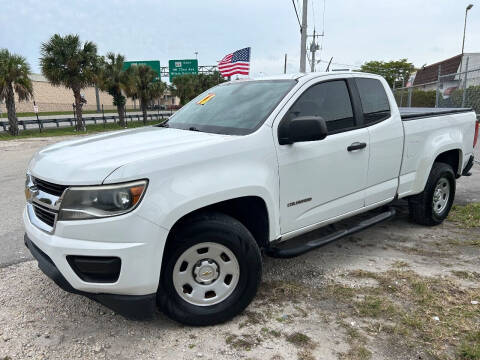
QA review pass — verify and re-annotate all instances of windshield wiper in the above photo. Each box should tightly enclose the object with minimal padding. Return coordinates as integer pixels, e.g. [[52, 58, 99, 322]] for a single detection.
[[158, 121, 169, 128], [188, 126, 200, 132]]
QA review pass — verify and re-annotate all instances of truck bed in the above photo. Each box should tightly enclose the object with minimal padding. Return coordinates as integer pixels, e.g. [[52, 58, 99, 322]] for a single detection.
[[399, 107, 473, 120]]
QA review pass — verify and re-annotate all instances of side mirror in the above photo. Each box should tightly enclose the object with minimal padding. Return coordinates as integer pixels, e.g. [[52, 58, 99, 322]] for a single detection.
[[278, 116, 328, 145]]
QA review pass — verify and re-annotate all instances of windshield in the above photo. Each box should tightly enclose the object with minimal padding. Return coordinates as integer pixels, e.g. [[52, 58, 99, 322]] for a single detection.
[[163, 80, 296, 135]]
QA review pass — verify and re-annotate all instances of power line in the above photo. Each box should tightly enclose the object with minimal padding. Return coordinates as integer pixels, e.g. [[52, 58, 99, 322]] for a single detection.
[[291, 0, 302, 31]]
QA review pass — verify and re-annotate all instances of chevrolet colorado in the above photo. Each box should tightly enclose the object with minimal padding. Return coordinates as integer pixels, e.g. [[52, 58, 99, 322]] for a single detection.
[[24, 72, 478, 325]]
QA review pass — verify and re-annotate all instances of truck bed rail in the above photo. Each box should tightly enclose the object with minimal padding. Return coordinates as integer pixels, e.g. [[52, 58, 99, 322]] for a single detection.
[[400, 107, 474, 121]]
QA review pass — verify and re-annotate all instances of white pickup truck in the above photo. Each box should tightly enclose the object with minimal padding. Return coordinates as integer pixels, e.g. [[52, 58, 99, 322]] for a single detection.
[[24, 72, 478, 325]]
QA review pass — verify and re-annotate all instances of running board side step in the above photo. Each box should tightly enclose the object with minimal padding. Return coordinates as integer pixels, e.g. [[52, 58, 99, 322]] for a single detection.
[[265, 208, 396, 258]]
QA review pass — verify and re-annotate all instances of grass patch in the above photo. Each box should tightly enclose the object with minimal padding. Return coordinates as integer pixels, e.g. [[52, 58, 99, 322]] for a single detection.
[[341, 345, 372, 360], [225, 333, 262, 351], [452, 270, 480, 281], [285, 332, 315, 349], [339, 270, 480, 358], [238, 310, 265, 328], [261, 327, 282, 338], [0, 120, 162, 140], [356, 296, 397, 318], [447, 238, 480, 247], [392, 260, 410, 268], [459, 331, 480, 359], [449, 203, 480, 228], [259, 281, 315, 304], [297, 349, 316, 360]]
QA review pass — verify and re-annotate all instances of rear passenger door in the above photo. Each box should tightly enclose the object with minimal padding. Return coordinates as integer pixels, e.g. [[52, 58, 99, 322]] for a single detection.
[[354, 77, 404, 206], [275, 77, 370, 234]]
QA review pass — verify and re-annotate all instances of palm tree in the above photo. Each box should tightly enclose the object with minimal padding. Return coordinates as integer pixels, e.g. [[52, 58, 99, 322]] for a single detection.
[[0, 49, 33, 136], [127, 65, 166, 124], [40, 34, 99, 131], [97, 53, 129, 127]]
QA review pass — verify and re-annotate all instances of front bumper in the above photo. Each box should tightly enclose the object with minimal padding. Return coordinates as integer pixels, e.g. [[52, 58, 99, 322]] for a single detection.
[[23, 205, 169, 319], [25, 234, 156, 319]]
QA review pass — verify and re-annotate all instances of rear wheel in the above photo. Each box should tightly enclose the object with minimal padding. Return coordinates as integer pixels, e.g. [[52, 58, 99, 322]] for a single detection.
[[157, 212, 262, 326], [408, 162, 456, 226]]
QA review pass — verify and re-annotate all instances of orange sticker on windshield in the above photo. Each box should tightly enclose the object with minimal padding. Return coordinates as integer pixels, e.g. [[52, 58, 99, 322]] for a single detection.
[[197, 93, 215, 105]]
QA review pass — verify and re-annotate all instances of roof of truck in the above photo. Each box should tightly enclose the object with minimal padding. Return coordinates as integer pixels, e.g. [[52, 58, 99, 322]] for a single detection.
[[234, 71, 381, 82]]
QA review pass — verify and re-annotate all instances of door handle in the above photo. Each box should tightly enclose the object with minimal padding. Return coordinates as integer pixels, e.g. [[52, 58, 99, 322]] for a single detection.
[[347, 142, 367, 152]]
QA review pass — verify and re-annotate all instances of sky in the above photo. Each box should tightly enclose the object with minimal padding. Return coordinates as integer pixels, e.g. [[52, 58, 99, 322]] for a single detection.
[[1, 0, 479, 78]]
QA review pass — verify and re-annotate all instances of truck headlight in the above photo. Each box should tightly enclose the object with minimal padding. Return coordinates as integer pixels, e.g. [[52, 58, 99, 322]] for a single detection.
[[58, 180, 148, 221]]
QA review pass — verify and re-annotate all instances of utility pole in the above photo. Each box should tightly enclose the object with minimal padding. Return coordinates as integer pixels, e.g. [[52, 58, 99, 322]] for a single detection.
[[309, 29, 322, 72], [284, 54, 287, 74], [299, 0, 308, 73]]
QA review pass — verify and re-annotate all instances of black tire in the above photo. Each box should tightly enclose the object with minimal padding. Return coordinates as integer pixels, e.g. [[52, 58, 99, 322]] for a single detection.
[[408, 162, 456, 226], [157, 212, 262, 326]]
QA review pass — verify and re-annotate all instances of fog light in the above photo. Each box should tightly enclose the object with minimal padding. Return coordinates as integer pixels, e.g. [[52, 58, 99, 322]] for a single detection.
[[67, 256, 121, 283]]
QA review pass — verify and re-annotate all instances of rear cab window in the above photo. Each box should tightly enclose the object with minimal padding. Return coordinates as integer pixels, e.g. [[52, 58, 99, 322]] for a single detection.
[[355, 78, 391, 125]]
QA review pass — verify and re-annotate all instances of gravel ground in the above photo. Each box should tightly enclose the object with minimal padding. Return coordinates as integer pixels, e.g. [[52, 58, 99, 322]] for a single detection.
[[0, 137, 479, 360]]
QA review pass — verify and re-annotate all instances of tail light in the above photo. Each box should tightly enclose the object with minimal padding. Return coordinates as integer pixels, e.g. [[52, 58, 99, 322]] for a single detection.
[[474, 121, 479, 148]]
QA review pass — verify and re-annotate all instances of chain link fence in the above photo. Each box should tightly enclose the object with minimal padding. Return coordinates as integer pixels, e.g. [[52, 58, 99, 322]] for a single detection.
[[393, 66, 480, 115]]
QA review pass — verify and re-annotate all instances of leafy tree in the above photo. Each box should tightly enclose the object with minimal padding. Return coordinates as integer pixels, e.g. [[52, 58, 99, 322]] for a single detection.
[[127, 65, 166, 124], [0, 49, 33, 136], [40, 34, 99, 131], [171, 72, 225, 105], [97, 53, 129, 127], [360, 59, 415, 88]]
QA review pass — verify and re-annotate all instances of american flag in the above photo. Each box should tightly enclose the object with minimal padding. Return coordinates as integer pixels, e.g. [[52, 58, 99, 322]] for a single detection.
[[218, 47, 251, 77]]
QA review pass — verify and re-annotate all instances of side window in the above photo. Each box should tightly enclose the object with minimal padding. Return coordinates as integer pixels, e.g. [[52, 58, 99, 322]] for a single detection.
[[284, 80, 355, 133], [355, 78, 391, 125]]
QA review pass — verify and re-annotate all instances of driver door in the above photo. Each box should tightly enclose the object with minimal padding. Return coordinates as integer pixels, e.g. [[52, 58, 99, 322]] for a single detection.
[[274, 77, 370, 234]]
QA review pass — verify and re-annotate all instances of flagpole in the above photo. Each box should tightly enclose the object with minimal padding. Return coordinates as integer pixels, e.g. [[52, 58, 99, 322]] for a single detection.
[[249, 47, 252, 78]]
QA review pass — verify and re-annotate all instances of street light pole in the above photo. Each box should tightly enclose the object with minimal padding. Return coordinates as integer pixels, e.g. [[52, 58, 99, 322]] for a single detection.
[[462, 4, 473, 55]]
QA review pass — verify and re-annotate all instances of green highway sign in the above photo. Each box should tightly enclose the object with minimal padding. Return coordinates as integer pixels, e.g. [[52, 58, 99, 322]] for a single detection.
[[169, 59, 198, 81], [123, 60, 161, 80]]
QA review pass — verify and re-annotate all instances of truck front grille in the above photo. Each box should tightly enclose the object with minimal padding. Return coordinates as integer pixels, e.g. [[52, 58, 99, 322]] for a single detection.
[[33, 177, 69, 197], [33, 204, 56, 227]]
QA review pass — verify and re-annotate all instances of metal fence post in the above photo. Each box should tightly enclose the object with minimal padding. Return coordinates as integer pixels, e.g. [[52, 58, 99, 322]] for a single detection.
[[399, 80, 405, 107], [34, 101, 42, 132], [407, 86, 412, 107], [462, 57, 470, 108], [102, 104, 105, 128], [435, 64, 442, 108]]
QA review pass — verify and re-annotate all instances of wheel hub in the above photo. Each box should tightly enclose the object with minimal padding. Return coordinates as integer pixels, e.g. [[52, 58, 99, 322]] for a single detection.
[[432, 177, 450, 215], [172, 242, 240, 306], [193, 259, 219, 285]]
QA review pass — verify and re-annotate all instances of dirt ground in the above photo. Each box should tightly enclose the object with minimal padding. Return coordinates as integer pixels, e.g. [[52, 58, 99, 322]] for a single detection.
[[0, 138, 479, 360]]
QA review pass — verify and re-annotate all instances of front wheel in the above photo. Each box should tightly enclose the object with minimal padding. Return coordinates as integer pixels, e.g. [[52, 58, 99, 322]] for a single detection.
[[408, 162, 456, 226], [157, 212, 262, 326]]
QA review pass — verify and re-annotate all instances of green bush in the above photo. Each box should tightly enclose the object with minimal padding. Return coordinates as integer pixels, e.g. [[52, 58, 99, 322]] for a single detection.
[[394, 89, 436, 108]]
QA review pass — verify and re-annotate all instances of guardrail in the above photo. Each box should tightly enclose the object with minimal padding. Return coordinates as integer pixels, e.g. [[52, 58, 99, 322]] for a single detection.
[[0, 113, 168, 132]]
